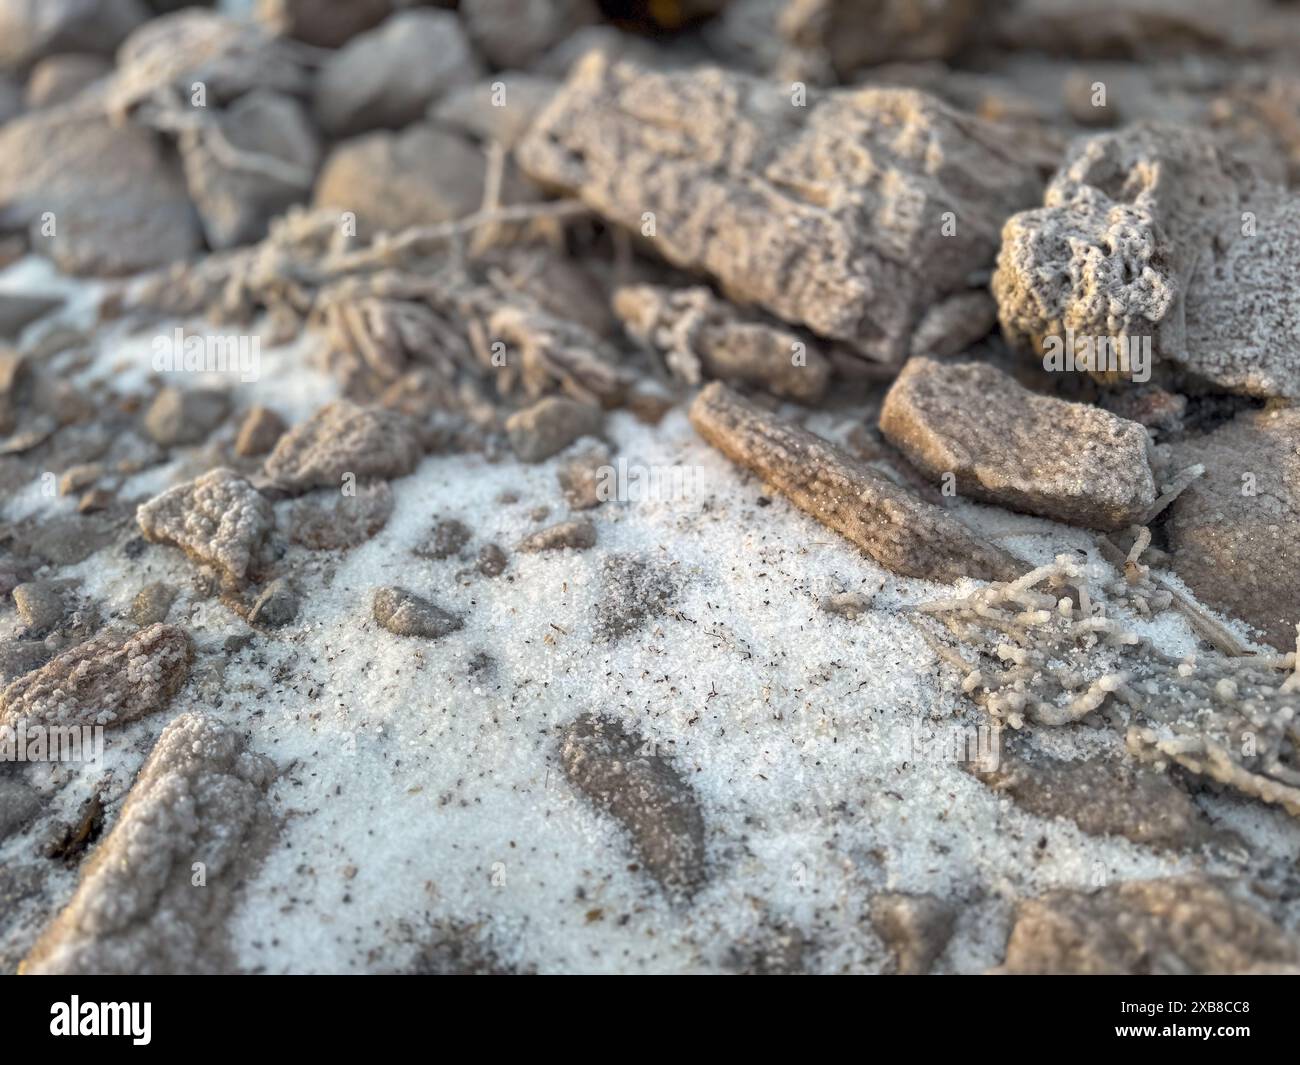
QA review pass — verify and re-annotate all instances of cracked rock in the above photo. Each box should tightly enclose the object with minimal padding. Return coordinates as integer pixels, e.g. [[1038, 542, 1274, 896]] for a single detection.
[[691, 382, 1021, 583], [879, 357, 1157, 530], [0, 623, 192, 731], [22, 713, 276, 975], [560, 712, 707, 898], [372, 587, 462, 640], [519, 54, 1041, 365], [995, 877, 1300, 975], [263, 401, 421, 495], [137, 468, 273, 586]]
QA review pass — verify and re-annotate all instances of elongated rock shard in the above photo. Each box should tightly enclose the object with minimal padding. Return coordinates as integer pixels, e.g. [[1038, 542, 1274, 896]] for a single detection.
[[690, 382, 1021, 583], [880, 357, 1156, 530], [23, 713, 276, 975], [518, 53, 1042, 365], [560, 712, 707, 899]]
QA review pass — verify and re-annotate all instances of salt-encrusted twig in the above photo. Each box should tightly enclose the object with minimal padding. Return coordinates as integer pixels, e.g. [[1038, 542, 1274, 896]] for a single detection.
[[689, 382, 1022, 584]]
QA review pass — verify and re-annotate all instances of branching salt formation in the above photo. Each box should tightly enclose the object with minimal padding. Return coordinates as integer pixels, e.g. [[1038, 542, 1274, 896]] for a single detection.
[[690, 382, 1021, 583], [916, 546, 1300, 817], [613, 283, 831, 403]]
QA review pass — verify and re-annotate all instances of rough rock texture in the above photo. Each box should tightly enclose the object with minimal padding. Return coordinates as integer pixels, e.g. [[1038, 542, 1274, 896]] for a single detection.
[[314, 125, 485, 240], [291, 483, 394, 551], [179, 90, 320, 250], [995, 877, 1300, 975], [255, 0, 392, 49], [967, 744, 1218, 850], [461, 0, 599, 70], [869, 892, 957, 975], [372, 587, 462, 640], [137, 468, 273, 586], [0, 0, 146, 69], [505, 396, 603, 463], [994, 122, 1300, 398], [313, 10, 480, 138], [22, 713, 276, 975], [0, 101, 200, 275], [263, 401, 421, 495], [0, 623, 191, 731], [129, 581, 176, 627], [614, 283, 831, 403], [519, 54, 1041, 365], [879, 357, 1156, 530], [142, 387, 230, 446], [516, 518, 596, 553], [560, 712, 707, 898], [691, 383, 1021, 584], [1164, 407, 1300, 651]]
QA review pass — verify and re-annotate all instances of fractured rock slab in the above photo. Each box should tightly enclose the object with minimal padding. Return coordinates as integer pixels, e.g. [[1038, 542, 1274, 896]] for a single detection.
[[263, 401, 421, 495], [560, 712, 707, 898], [519, 54, 1041, 365], [22, 713, 276, 974], [995, 877, 1300, 975], [137, 468, 273, 586], [879, 357, 1156, 530], [0, 623, 191, 731], [690, 382, 1020, 584]]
